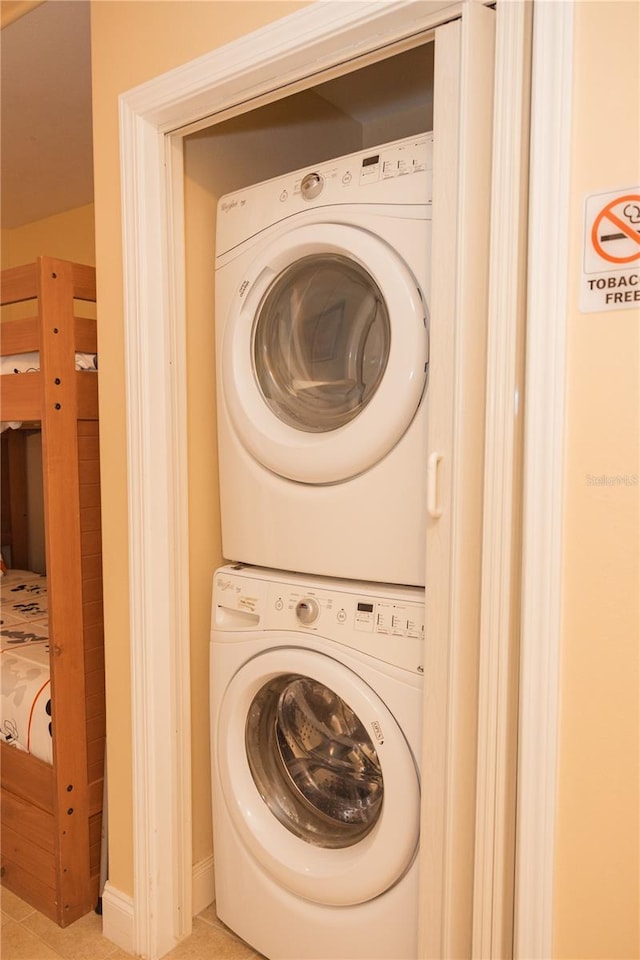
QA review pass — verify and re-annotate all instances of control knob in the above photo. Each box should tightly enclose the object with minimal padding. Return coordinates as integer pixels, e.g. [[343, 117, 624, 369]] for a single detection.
[[296, 597, 320, 625], [301, 172, 324, 200]]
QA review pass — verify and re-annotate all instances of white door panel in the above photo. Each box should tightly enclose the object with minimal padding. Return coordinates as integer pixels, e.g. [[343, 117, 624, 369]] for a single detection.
[[421, 5, 496, 958]]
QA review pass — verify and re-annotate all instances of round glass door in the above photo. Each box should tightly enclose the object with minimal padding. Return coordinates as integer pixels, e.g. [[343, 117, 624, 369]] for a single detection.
[[254, 255, 390, 433], [222, 222, 428, 484], [246, 674, 384, 848], [216, 647, 421, 906]]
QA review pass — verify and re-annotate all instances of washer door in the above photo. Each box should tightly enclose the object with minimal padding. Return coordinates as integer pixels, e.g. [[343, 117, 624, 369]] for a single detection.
[[222, 222, 428, 484], [216, 647, 421, 906]]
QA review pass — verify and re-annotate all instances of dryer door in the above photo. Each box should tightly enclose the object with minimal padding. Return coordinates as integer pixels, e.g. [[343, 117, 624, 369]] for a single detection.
[[221, 222, 428, 484], [216, 647, 421, 906]]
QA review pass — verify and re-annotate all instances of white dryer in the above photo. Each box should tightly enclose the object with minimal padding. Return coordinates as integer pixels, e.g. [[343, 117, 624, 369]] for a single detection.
[[210, 564, 425, 960], [215, 133, 432, 586]]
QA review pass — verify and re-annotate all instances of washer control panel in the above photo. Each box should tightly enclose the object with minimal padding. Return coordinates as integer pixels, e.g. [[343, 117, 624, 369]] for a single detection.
[[213, 565, 425, 674]]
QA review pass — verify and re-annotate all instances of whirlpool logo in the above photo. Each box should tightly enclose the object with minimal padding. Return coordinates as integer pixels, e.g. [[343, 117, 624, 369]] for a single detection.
[[220, 198, 246, 213], [216, 577, 235, 592]]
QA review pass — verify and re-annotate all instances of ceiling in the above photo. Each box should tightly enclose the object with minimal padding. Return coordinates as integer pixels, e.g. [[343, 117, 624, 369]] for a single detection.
[[1, 0, 93, 229], [0, 1, 433, 231]]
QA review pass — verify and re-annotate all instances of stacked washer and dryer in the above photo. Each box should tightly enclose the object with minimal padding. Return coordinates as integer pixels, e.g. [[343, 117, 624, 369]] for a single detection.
[[210, 133, 433, 960]]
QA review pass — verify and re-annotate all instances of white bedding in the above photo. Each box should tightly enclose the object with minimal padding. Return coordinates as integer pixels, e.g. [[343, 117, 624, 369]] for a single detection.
[[0, 569, 52, 764], [0, 352, 97, 432], [0, 352, 97, 375]]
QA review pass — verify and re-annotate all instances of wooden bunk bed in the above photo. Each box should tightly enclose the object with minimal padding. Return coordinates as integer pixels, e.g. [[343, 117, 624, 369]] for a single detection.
[[0, 257, 105, 926]]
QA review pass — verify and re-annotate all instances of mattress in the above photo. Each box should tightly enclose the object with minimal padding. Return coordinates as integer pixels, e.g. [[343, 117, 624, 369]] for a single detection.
[[0, 568, 52, 764]]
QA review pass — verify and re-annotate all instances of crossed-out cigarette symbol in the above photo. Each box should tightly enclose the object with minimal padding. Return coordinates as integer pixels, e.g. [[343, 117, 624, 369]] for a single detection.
[[592, 194, 640, 264]]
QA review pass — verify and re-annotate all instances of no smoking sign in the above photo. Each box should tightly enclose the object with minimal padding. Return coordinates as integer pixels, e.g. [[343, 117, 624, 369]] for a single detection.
[[581, 187, 640, 313]]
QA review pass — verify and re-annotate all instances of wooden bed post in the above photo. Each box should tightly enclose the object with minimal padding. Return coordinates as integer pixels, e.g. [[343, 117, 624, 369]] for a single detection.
[[38, 257, 93, 921]]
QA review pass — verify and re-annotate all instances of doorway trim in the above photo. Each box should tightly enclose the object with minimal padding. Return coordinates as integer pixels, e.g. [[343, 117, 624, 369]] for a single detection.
[[514, 3, 574, 958], [111, 2, 566, 958]]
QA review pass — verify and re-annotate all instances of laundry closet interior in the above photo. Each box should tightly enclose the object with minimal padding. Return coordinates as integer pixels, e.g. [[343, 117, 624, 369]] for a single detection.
[[177, 9, 495, 959]]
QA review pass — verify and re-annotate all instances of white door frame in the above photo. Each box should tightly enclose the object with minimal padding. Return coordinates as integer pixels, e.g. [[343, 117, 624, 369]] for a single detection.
[[473, 2, 532, 956], [111, 2, 570, 957], [514, 3, 574, 958]]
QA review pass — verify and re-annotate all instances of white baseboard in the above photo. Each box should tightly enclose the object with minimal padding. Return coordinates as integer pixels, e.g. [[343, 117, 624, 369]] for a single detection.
[[192, 855, 215, 917], [101, 881, 134, 955], [101, 859, 214, 954]]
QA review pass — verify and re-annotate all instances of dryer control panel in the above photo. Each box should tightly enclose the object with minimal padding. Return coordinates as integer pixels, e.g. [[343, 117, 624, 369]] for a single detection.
[[216, 131, 434, 260], [213, 564, 425, 675]]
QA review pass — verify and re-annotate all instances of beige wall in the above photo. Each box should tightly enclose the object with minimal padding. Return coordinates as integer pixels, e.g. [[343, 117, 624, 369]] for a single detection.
[[1, 203, 95, 268], [554, 2, 639, 957], [183, 136, 222, 870], [90, 0, 308, 899]]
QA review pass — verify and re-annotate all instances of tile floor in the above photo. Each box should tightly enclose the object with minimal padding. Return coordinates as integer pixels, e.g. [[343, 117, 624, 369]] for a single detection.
[[1, 887, 265, 960]]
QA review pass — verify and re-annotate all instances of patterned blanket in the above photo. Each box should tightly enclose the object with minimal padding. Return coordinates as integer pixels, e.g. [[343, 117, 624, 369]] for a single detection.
[[0, 569, 52, 763]]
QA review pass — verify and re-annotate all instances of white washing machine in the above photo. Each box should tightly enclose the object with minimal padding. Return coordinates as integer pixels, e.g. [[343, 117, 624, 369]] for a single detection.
[[215, 133, 432, 586], [210, 564, 425, 960]]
